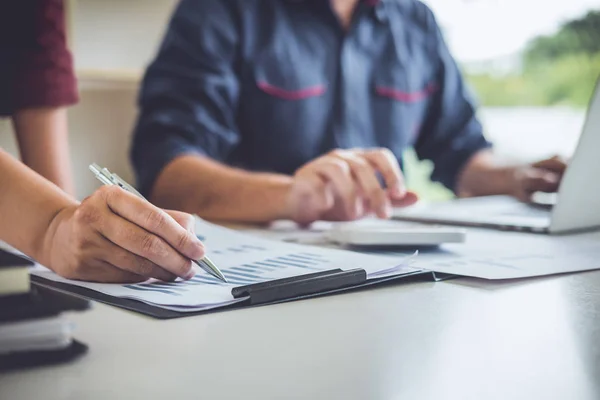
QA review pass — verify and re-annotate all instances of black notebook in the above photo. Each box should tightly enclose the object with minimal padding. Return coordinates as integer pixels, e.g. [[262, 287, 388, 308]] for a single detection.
[[0, 284, 90, 323], [0, 272, 91, 371]]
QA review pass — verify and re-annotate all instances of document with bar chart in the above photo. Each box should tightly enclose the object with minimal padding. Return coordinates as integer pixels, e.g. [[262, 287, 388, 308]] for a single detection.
[[31, 219, 420, 312]]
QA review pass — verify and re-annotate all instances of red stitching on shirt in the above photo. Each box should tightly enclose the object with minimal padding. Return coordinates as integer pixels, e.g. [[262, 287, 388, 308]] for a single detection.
[[376, 82, 438, 102], [257, 81, 326, 100]]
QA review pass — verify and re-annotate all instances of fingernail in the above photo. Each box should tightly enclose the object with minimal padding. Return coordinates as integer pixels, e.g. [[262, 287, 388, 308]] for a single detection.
[[184, 268, 196, 280], [390, 186, 406, 198], [377, 207, 391, 219], [355, 202, 362, 217], [546, 173, 559, 183], [187, 217, 196, 233]]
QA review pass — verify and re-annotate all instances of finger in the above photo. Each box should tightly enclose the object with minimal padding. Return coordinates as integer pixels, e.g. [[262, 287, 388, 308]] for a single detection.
[[515, 189, 533, 203], [165, 210, 196, 234], [309, 158, 359, 219], [100, 212, 195, 280], [361, 148, 406, 197], [101, 187, 204, 261], [390, 191, 419, 208], [92, 236, 178, 282], [292, 174, 335, 224], [532, 155, 567, 174], [331, 151, 390, 218], [69, 259, 145, 284], [522, 169, 561, 194], [360, 198, 371, 216]]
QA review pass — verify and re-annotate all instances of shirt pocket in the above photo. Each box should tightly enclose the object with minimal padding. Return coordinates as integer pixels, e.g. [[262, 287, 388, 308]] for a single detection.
[[372, 63, 438, 149], [239, 53, 331, 170], [256, 76, 326, 101], [253, 61, 328, 102]]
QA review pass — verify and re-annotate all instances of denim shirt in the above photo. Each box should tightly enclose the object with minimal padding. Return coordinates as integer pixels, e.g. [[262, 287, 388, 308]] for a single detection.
[[131, 0, 491, 197]]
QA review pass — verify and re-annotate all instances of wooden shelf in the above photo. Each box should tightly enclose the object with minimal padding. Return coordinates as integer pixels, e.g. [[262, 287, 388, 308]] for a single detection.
[[76, 69, 142, 90]]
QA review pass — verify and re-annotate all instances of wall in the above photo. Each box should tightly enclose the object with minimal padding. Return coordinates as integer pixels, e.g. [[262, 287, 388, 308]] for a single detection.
[[0, 89, 138, 200], [0, 0, 177, 200]]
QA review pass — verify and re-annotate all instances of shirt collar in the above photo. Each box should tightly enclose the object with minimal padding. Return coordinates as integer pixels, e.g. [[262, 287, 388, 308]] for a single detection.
[[285, 0, 387, 7], [285, 0, 389, 20], [364, 0, 389, 22]]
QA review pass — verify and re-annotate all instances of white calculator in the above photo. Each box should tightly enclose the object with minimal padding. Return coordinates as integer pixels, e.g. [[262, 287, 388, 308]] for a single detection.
[[327, 220, 467, 246]]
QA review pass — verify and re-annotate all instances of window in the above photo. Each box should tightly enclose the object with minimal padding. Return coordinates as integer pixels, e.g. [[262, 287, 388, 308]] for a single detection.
[[405, 0, 599, 200]]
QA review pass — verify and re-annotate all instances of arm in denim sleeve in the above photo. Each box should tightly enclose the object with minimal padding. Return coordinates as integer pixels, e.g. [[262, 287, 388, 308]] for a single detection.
[[413, 6, 492, 193], [130, 0, 240, 197]]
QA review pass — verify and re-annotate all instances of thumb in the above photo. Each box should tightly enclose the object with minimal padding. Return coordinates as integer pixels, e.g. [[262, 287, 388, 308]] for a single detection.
[[390, 191, 419, 208], [164, 210, 196, 234], [532, 155, 568, 173]]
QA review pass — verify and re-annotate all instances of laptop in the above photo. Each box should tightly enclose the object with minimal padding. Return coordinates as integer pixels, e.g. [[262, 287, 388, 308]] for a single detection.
[[393, 77, 600, 234]]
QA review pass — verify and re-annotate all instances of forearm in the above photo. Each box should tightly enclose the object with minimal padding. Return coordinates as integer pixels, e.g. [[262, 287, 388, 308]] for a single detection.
[[0, 149, 78, 262], [456, 150, 516, 197], [150, 155, 293, 223], [13, 107, 75, 195]]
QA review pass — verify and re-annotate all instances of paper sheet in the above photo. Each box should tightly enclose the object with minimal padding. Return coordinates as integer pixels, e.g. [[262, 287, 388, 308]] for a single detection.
[[415, 229, 600, 279], [31, 219, 419, 312], [243, 219, 600, 280]]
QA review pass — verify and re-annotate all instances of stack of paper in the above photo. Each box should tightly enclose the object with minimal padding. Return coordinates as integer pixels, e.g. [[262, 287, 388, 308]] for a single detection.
[[31, 219, 419, 312]]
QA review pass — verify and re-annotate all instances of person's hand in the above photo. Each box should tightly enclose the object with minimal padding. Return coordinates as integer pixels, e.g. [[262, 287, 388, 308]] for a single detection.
[[287, 148, 418, 225], [44, 186, 205, 283], [511, 155, 568, 202]]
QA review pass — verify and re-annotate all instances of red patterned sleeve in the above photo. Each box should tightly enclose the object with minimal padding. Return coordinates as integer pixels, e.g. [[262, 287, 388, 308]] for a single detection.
[[8, 0, 79, 113]]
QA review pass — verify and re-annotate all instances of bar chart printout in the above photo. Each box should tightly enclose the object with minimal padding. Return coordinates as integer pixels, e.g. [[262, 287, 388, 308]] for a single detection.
[[31, 219, 418, 312]]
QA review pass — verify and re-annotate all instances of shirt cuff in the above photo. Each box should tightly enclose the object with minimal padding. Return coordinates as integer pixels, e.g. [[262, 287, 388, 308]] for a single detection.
[[133, 138, 207, 199], [430, 136, 493, 193]]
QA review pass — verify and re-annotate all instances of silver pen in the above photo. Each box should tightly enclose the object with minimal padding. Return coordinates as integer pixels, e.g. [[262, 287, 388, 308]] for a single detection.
[[89, 163, 228, 283]]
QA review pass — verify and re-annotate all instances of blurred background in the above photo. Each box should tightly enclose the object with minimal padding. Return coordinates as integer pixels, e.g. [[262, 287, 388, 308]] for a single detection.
[[408, 0, 599, 200], [0, 0, 598, 201]]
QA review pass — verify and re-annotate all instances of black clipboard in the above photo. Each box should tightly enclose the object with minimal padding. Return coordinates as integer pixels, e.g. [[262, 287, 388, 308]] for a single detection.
[[31, 269, 451, 319]]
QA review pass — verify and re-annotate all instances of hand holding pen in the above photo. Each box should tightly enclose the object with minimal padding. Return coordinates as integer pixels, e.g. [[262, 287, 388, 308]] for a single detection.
[[88, 164, 227, 283], [38, 163, 225, 284], [44, 184, 204, 283]]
